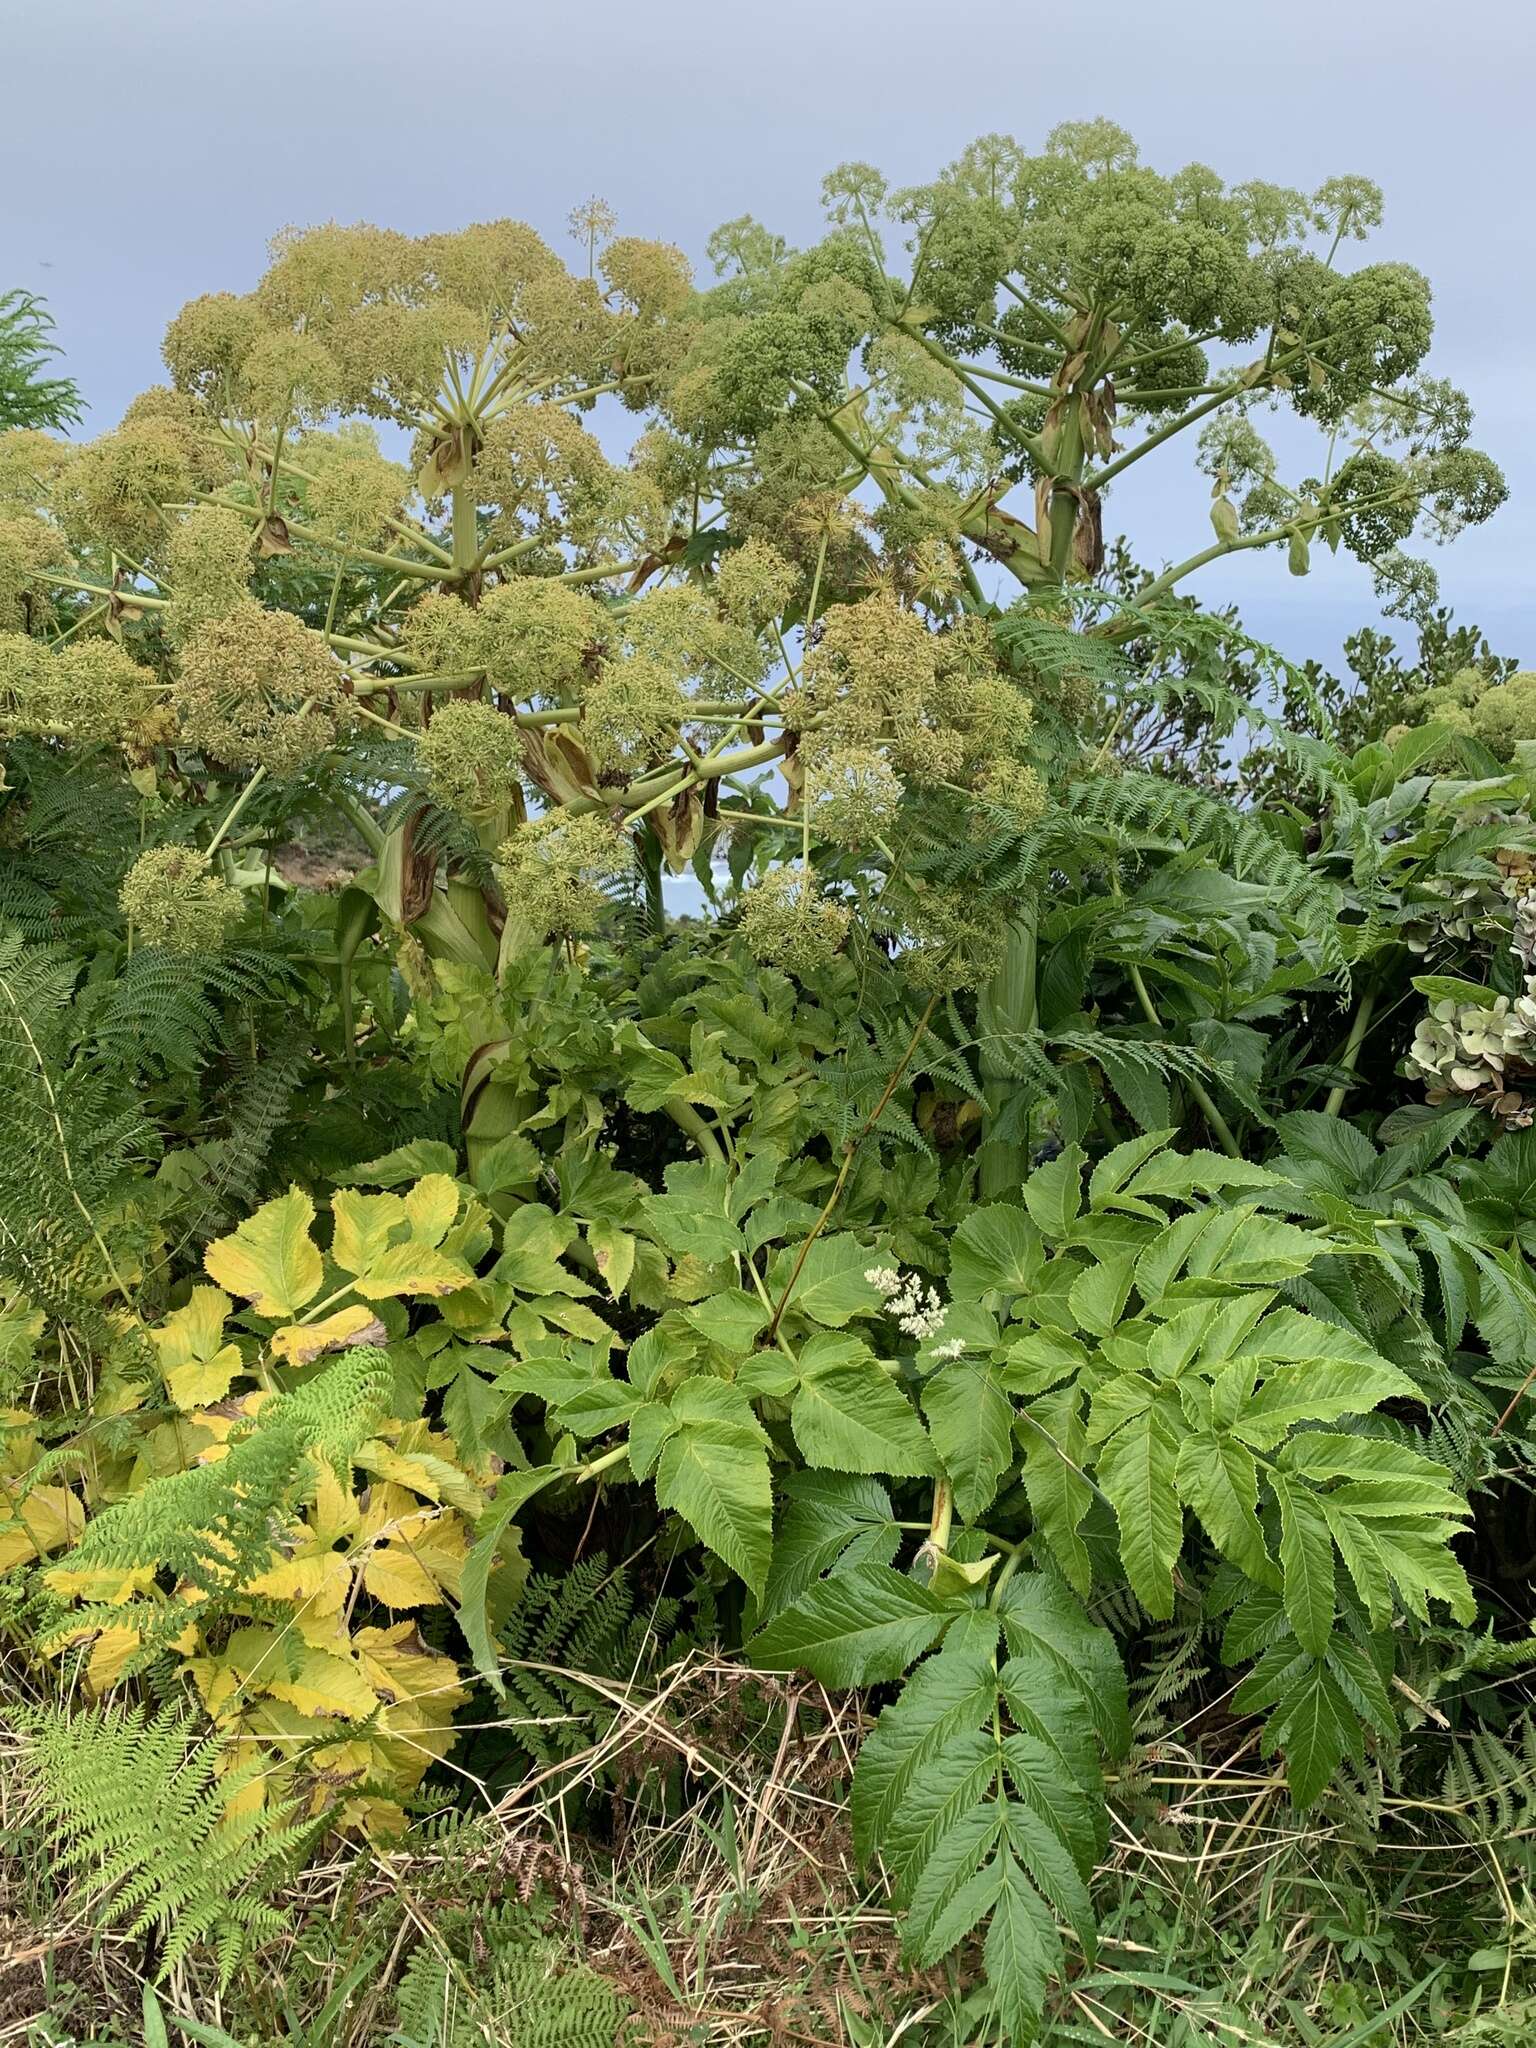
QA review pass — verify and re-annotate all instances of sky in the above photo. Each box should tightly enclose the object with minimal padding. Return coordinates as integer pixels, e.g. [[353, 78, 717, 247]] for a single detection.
[[3, 0, 1533, 680]]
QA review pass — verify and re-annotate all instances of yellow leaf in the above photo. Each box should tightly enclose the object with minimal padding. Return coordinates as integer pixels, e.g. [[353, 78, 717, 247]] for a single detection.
[[362, 1543, 440, 1608], [330, 1190, 406, 1278], [246, 1548, 351, 1619], [352, 1242, 474, 1301], [87, 1625, 142, 1692], [308, 1461, 361, 1545], [356, 1621, 469, 1771], [42, 1562, 155, 1604], [362, 1508, 469, 1608], [0, 1482, 84, 1568], [205, 1188, 323, 1318], [270, 1304, 387, 1366], [221, 1626, 378, 1720], [152, 1285, 243, 1408], [403, 1174, 460, 1247], [356, 1445, 484, 1516]]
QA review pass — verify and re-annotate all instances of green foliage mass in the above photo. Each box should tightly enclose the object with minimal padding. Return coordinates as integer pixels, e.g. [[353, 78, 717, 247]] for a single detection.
[[1, 127, 1533, 2048]]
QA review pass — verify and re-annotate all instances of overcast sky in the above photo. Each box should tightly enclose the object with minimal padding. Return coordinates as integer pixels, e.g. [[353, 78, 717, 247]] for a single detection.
[[3, 0, 1531, 678]]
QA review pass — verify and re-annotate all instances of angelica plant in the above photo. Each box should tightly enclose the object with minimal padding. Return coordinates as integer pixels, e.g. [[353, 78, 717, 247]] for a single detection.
[[0, 124, 1507, 1193]]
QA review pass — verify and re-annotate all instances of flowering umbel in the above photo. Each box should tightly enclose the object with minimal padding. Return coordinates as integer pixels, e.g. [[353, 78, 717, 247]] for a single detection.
[[495, 811, 631, 940], [119, 846, 242, 954], [174, 603, 346, 775]]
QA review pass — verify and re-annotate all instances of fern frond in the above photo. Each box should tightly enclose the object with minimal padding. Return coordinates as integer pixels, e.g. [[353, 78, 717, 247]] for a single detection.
[[24, 1700, 312, 1987]]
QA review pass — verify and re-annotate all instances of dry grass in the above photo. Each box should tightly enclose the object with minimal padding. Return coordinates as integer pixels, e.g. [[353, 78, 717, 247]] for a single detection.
[[3, 1655, 1532, 2046]]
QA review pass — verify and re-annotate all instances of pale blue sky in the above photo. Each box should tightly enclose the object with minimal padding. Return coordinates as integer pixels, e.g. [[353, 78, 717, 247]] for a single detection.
[[4, 0, 1532, 675]]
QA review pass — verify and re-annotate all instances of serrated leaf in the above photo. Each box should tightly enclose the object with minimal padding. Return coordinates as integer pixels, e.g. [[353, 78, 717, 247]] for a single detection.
[[682, 1288, 769, 1353], [1265, 1656, 1352, 1808], [1017, 1389, 1094, 1596], [151, 1285, 241, 1407], [1067, 1253, 1137, 1338], [1097, 1395, 1184, 1619], [1274, 1472, 1335, 1654], [792, 1336, 934, 1476], [458, 1466, 561, 1689], [655, 1404, 772, 1596], [750, 1562, 952, 1686], [769, 1233, 885, 1327], [353, 1242, 475, 1301], [204, 1188, 323, 1319], [851, 1644, 999, 1860], [948, 1205, 1042, 1300], [1021, 1147, 1086, 1241], [330, 1189, 406, 1278], [587, 1219, 636, 1300], [761, 1472, 901, 1622], [922, 1358, 1014, 1522], [1087, 1128, 1177, 1211], [1176, 1431, 1280, 1590]]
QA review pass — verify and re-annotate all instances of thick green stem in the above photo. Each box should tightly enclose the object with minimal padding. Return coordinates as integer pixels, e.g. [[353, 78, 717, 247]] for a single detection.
[[450, 483, 478, 577], [637, 822, 667, 938], [1323, 988, 1377, 1117], [1128, 964, 1242, 1159], [205, 768, 268, 857], [977, 908, 1038, 1198]]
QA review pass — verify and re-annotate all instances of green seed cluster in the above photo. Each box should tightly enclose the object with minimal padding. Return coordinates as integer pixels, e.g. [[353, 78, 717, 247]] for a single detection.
[[119, 845, 242, 954], [162, 506, 255, 646], [417, 699, 525, 815], [802, 742, 904, 847], [738, 862, 852, 975], [0, 514, 73, 631], [495, 810, 631, 938], [174, 601, 345, 775], [401, 582, 600, 701], [580, 654, 685, 775], [0, 631, 160, 745]]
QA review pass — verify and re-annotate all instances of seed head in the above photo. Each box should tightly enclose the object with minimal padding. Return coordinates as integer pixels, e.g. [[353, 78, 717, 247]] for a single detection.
[[715, 535, 799, 630], [161, 292, 266, 400], [119, 844, 243, 954], [803, 742, 905, 846], [581, 654, 684, 775], [495, 809, 631, 939], [68, 419, 193, 557], [162, 505, 255, 645], [300, 427, 410, 547], [0, 514, 72, 631], [738, 862, 852, 975], [0, 631, 158, 745], [417, 699, 525, 816], [174, 600, 345, 775]]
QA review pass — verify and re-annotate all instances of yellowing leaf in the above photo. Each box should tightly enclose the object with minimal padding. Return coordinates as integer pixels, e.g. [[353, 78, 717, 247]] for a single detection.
[[308, 1461, 362, 1545], [330, 1190, 406, 1277], [356, 1621, 469, 1773], [42, 1561, 155, 1603], [86, 1624, 143, 1692], [352, 1242, 474, 1301], [245, 1547, 351, 1619], [221, 1626, 378, 1720], [356, 1445, 484, 1517], [270, 1303, 387, 1366], [205, 1188, 323, 1318], [403, 1174, 460, 1247], [152, 1285, 243, 1408], [362, 1509, 469, 1608], [0, 1481, 85, 1567]]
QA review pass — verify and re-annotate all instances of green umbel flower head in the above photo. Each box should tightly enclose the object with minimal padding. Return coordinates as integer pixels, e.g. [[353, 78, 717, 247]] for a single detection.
[[119, 845, 242, 954]]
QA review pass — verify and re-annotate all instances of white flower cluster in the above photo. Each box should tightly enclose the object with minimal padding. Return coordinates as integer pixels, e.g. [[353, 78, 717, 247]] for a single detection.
[[1406, 983, 1536, 1128], [1505, 874, 1536, 970], [865, 1264, 948, 1340]]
